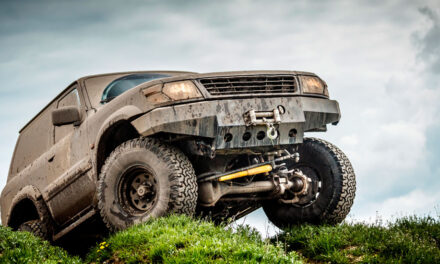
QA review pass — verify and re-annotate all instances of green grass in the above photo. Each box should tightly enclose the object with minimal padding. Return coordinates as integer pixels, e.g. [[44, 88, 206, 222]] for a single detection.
[[0, 225, 81, 264], [276, 216, 440, 264], [3, 215, 440, 263], [85, 215, 301, 263]]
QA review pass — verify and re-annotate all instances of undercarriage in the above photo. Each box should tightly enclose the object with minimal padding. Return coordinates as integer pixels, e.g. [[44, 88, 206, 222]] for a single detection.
[[193, 148, 316, 221]]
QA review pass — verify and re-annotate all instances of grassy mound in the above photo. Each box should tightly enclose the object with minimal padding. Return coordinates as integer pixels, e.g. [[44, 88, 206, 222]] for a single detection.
[[3, 214, 440, 263], [277, 216, 440, 263], [0, 225, 81, 264], [86, 215, 301, 263]]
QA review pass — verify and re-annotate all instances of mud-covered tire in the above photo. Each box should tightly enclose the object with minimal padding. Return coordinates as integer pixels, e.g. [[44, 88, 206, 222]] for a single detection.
[[97, 137, 198, 232], [18, 220, 48, 239], [15, 197, 53, 240], [263, 137, 356, 227]]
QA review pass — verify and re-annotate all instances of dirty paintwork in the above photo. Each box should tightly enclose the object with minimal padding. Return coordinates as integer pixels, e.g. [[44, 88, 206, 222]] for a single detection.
[[131, 96, 339, 150], [0, 70, 340, 239]]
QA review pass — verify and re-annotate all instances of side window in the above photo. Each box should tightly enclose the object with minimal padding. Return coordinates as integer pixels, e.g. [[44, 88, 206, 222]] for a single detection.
[[54, 86, 81, 143], [59, 89, 80, 108], [9, 102, 55, 177]]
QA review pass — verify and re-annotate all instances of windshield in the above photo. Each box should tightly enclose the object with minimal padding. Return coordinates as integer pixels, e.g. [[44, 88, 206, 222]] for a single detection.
[[100, 73, 170, 103]]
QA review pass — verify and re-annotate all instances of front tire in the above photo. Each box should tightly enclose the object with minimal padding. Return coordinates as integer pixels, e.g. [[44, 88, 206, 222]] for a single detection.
[[97, 138, 198, 232], [263, 137, 356, 228]]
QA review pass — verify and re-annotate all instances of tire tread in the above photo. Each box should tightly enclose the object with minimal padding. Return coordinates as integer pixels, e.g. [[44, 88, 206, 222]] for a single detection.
[[305, 137, 356, 223], [18, 220, 47, 239], [97, 137, 197, 231]]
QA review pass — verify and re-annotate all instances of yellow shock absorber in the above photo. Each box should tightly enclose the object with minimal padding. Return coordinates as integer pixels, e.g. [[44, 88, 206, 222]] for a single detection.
[[218, 164, 273, 182]]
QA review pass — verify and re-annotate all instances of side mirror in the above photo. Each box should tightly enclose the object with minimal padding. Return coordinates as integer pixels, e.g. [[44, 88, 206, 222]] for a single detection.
[[52, 106, 81, 126]]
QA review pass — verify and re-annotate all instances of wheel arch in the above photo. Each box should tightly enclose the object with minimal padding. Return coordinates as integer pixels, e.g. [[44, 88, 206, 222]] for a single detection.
[[95, 106, 143, 177], [7, 186, 44, 229]]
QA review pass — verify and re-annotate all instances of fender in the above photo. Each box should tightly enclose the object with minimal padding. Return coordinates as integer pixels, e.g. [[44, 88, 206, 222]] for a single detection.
[[93, 105, 143, 177], [6, 185, 42, 226]]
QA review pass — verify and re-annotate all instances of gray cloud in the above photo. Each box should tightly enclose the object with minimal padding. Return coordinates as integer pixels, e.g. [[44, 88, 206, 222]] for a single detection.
[[415, 7, 440, 73]]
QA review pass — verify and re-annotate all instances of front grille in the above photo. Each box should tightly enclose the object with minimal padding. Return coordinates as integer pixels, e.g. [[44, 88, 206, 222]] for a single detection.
[[198, 75, 296, 96]]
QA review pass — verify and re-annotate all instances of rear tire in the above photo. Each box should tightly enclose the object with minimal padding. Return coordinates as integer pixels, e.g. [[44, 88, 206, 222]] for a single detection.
[[16, 198, 53, 240], [263, 137, 356, 228], [97, 137, 198, 232], [18, 220, 47, 239]]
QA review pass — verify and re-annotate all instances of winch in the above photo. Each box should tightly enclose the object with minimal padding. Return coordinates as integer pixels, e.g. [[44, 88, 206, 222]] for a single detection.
[[243, 108, 282, 140]]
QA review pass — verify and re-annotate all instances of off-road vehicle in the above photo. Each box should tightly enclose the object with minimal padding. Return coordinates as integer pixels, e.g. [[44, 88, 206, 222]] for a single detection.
[[1, 70, 356, 240]]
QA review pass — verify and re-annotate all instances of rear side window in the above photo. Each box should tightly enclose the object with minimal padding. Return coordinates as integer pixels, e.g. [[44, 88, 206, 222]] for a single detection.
[[100, 73, 170, 104], [9, 103, 55, 177]]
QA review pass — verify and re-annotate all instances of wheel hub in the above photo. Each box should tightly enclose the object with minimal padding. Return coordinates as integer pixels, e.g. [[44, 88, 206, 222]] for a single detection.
[[278, 169, 312, 204], [119, 167, 158, 213], [137, 185, 148, 196], [289, 166, 321, 206], [290, 176, 305, 192]]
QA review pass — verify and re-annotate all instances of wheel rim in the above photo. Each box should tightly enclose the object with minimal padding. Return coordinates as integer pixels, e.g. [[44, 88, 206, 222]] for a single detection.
[[118, 165, 158, 214]]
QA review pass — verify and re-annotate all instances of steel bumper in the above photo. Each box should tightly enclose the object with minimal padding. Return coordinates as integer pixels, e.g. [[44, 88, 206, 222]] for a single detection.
[[131, 97, 340, 149]]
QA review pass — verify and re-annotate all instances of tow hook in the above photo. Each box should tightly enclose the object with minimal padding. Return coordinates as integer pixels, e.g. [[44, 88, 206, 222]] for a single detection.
[[266, 123, 278, 140]]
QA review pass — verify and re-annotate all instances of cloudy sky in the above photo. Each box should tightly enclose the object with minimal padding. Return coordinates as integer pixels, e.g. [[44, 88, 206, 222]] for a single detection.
[[1, 0, 439, 233]]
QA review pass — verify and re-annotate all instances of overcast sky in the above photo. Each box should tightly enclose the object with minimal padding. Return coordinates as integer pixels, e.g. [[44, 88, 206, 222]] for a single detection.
[[1, 0, 439, 233]]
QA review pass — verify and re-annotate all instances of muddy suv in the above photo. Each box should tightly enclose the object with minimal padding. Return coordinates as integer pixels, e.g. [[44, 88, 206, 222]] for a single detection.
[[1, 70, 355, 240]]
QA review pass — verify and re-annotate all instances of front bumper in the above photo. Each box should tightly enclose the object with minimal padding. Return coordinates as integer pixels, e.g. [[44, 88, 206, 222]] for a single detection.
[[131, 96, 340, 150]]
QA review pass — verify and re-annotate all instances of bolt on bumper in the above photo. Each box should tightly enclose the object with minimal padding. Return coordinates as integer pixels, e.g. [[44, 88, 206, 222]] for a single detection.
[[131, 96, 340, 150]]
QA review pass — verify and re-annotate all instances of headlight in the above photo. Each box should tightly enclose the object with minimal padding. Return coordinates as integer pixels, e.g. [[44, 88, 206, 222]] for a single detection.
[[143, 81, 203, 104], [163, 81, 202, 100], [300, 76, 329, 97]]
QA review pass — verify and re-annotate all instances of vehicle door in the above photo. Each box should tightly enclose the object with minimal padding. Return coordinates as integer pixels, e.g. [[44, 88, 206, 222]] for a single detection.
[[43, 84, 95, 225]]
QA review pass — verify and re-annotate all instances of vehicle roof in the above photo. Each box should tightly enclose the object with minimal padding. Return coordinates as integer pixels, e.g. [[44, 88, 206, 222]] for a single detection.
[[19, 70, 316, 133]]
